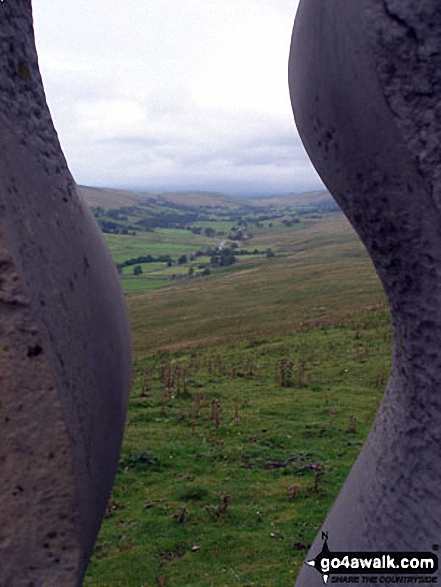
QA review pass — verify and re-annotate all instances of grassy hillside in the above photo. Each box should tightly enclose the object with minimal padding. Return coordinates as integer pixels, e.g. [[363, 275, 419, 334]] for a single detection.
[[79, 185, 337, 212], [254, 190, 336, 207], [80, 186, 151, 209], [81, 185, 343, 305], [84, 308, 391, 587], [128, 214, 384, 357], [79, 187, 391, 587], [79, 186, 249, 210]]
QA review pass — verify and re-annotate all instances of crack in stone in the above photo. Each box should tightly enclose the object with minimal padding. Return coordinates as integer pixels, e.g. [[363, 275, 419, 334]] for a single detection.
[[382, 0, 418, 41]]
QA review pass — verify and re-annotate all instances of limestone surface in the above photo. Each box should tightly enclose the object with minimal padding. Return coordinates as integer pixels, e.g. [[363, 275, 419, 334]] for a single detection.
[[289, 1, 441, 585], [0, 2, 132, 585]]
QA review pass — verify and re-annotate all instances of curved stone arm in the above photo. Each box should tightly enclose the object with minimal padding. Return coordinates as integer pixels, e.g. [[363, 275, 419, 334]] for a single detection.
[[0, 2, 132, 585], [289, 1, 441, 584]]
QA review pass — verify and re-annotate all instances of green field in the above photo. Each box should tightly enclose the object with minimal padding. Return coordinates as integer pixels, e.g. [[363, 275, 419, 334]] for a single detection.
[[80, 189, 391, 587], [104, 230, 216, 265], [127, 214, 383, 357]]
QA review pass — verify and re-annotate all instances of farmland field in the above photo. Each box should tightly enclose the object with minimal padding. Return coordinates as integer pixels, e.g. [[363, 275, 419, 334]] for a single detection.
[[104, 230, 215, 265], [80, 188, 391, 587]]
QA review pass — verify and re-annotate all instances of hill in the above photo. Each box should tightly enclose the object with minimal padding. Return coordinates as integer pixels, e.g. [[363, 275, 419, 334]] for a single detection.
[[127, 213, 383, 357], [79, 185, 390, 587], [79, 185, 338, 212], [79, 186, 150, 209]]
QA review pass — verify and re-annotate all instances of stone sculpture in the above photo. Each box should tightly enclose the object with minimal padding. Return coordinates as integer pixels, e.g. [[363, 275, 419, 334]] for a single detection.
[[289, 0, 441, 584], [0, 2, 132, 585]]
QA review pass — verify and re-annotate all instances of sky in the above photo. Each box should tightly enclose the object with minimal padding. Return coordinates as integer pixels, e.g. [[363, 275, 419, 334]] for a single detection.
[[32, 0, 324, 195]]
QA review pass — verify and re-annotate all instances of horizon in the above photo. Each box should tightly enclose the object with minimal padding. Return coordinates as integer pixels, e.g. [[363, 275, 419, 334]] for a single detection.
[[80, 183, 330, 200]]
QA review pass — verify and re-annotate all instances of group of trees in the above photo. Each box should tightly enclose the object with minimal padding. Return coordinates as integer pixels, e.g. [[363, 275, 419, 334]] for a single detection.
[[118, 244, 277, 276], [188, 226, 218, 237], [116, 254, 174, 274], [92, 204, 209, 235], [118, 239, 278, 279], [92, 195, 338, 241], [92, 208, 138, 235], [135, 210, 201, 231], [132, 264, 212, 279], [210, 246, 236, 267], [98, 219, 137, 235]]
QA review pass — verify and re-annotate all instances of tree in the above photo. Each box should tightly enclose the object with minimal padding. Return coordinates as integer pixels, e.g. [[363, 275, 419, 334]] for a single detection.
[[204, 227, 216, 237], [178, 255, 188, 265], [133, 265, 143, 276]]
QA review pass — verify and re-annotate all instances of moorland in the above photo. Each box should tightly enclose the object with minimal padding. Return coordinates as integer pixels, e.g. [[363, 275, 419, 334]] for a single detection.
[[80, 186, 391, 587]]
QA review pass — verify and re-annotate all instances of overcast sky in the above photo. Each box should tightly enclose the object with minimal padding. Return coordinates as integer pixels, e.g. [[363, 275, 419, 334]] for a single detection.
[[32, 0, 323, 195]]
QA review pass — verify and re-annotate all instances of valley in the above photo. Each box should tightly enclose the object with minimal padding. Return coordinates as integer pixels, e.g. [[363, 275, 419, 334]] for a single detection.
[[80, 187, 391, 587]]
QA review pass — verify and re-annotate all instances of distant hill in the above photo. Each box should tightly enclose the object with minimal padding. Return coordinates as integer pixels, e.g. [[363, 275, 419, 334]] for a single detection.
[[254, 190, 335, 207], [79, 186, 151, 209], [79, 185, 338, 211], [79, 186, 246, 210]]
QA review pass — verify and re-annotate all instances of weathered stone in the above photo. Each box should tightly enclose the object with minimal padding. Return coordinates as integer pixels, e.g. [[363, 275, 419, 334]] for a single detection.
[[289, 1, 441, 584], [0, 2, 131, 585]]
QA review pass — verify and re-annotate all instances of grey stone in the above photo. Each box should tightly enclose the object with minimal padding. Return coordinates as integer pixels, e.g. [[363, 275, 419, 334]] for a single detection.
[[289, 0, 441, 584], [0, 2, 131, 585]]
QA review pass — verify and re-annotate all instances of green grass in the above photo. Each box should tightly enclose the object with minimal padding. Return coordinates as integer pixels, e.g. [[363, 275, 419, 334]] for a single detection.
[[128, 214, 384, 357], [78, 197, 392, 587], [121, 262, 167, 276], [84, 308, 391, 587], [104, 230, 215, 265], [118, 277, 173, 295]]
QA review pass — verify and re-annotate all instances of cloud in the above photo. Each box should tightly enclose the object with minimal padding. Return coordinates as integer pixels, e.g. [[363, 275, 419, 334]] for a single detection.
[[32, 0, 323, 194]]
